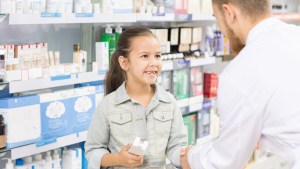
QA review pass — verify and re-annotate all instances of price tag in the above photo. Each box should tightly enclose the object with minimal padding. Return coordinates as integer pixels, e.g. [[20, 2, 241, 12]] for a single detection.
[[41, 12, 62, 17], [75, 13, 94, 17]]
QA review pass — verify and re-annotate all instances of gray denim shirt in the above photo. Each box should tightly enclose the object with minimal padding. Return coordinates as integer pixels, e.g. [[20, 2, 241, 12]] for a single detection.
[[85, 82, 187, 169]]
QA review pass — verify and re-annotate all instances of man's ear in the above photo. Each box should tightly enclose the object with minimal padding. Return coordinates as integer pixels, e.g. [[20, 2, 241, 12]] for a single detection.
[[118, 56, 129, 71], [222, 3, 236, 24]]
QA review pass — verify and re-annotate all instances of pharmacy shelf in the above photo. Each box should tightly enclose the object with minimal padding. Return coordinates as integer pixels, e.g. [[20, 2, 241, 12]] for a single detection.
[[190, 57, 216, 67], [0, 130, 87, 160], [8, 13, 215, 25], [8, 13, 136, 25], [9, 71, 105, 93], [192, 14, 215, 21], [162, 57, 216, 71], [136, 13, 175, 22]]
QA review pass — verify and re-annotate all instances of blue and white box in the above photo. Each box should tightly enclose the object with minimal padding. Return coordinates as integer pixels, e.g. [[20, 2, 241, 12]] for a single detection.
[[0, 95, 41, 148], [39, 91, 73, 140], [70, 86, 96, 133]]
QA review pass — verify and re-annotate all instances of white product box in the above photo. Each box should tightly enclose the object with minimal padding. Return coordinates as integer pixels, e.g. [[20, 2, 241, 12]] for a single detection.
[[0, 95, 41, 148], [5, 69, 22, 82], [95, 42, 109, 70], [28, 67, 43, 79], [112, 0, 133, 13], [128, 137, 149, 156], [49, 65, 65, 77]]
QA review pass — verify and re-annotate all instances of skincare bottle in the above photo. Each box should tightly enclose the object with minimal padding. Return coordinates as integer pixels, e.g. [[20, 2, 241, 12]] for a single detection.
[[73, 44, 87, 72], [115, 24, 123, 48], [15, 158, 27, 169], [48, 51, 55, 66], [54, 51, 60, 65], [45, 151, 53, 169], [52, 149, 62, 169], [100, 24, 115, 62], [4, 158, 14, 169], [24, 156, 35, 169], [34, 153, 46, 169], [0, 114, 5, 148]]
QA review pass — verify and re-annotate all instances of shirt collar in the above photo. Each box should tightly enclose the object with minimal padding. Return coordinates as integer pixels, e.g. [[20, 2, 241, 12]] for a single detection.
[[246, 17, 282, 45], [114, 82, 172, 105]]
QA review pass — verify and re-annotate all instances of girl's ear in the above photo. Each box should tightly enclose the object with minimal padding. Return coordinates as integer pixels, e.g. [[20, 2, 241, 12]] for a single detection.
[[118, 56, 129, 71]]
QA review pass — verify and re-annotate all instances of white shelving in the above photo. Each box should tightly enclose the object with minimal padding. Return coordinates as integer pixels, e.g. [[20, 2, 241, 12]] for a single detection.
[[190, 57, 216, 67], [9, 13, 137, 25], [192, 14, 215, 21], [8, 13, 215, 25], [9, 71, 105, 93], [136, 13, 175, 22], [162, 57, 216, 71], [10, 130, 87, 160]]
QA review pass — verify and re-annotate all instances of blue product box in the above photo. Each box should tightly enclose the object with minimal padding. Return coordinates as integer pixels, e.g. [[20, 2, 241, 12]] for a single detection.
[[40, 92, 72, 140], [70, 87, 96, 133]]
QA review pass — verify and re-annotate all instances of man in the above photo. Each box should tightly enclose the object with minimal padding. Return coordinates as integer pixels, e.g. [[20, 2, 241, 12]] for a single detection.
[[180, 0, 300, 169]]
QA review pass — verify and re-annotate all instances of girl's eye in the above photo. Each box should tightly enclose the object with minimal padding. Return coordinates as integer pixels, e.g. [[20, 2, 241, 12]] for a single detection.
[[155, 55, 161, 59], [142, 55, 148, 58]]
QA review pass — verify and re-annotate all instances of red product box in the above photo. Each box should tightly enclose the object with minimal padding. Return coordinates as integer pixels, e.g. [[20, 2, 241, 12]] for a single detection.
[[203, 73, 218, 98]]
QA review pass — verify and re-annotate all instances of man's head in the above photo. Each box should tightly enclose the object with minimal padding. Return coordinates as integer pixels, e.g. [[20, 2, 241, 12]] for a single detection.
[[212, 0, 272, 55]]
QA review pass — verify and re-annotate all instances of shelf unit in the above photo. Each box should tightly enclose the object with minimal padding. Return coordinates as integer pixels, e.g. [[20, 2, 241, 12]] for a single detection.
[[162, 57, 216, 71], [6, 13, 216, 25], [8, 71, 105, 93], [0, 131, 87, 160], [0, 12, 219, 163], [8, 13, 137, 25], [7, 57, 215, 93]]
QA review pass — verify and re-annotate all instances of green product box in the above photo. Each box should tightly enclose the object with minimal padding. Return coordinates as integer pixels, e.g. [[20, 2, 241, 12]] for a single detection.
[[183, 113, 197, 145]]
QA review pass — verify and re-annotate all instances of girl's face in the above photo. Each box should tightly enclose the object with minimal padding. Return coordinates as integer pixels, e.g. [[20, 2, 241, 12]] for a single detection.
[[125, 36, 162, 86]]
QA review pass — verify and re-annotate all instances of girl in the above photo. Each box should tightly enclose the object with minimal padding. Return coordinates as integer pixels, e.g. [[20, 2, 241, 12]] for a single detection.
[[85, 27, 187, 169]]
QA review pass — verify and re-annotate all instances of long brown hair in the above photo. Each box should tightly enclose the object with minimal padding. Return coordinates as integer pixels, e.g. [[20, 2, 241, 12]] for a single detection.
[[105, 27, 156, 95]]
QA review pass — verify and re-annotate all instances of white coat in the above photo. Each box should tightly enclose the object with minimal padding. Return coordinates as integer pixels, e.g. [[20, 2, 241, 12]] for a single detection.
[[188, 18, 300, 169]]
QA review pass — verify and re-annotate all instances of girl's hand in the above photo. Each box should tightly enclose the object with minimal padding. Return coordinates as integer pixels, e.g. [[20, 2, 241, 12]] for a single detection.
[[116, 144, 144, 168]]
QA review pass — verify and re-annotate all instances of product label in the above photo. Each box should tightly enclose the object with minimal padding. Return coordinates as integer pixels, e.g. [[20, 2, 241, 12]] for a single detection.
[[75, 13, 93, 17], [175, 14, 192, 21], [41, 12, 62, 17]]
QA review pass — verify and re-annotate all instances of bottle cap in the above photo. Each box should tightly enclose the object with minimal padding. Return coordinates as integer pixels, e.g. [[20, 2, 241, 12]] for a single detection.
[[16, 158, 24, 166], [73, 44, 80, 52]]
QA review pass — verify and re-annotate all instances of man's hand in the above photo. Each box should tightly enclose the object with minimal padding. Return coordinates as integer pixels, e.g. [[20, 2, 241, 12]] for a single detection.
[[180, 146, 192, 169]]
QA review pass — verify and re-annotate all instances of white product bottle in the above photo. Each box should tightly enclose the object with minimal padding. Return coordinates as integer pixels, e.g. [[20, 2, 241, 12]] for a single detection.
[[45, 151, 53, 169], [24, 156, 35, 169], [4, 158, 14, 169], [52, 149, 62, 169], [73, 44, 87, 72], [34, 154, 46, 169]]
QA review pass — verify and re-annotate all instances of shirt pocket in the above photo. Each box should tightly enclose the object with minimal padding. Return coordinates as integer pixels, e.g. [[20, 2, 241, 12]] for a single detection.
[[110, 112, 132, 136], [153, 111, 173, 135]]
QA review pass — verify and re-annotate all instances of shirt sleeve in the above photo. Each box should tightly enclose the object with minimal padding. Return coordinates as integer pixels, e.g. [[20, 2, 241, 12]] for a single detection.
[[167, 95, 188, 167], [188, 75, 263, 169], [85, 99, 110, 169]]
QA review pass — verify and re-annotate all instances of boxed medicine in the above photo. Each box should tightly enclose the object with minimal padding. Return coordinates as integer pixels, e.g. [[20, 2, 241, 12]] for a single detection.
[[0, 95, 41, 148]]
